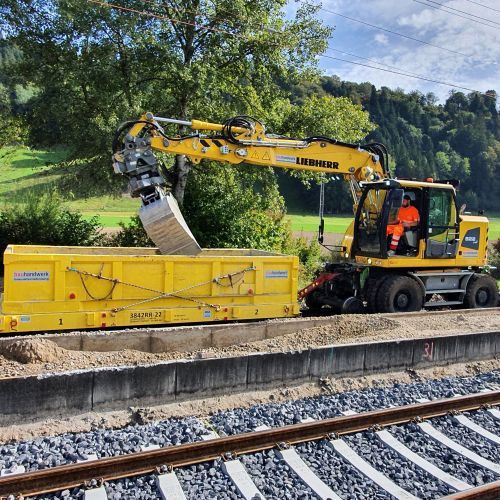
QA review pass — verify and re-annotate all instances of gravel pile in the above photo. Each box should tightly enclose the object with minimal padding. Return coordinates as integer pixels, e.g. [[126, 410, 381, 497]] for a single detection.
[[0, 371, 496, 499], [0, 310, 499, 378]]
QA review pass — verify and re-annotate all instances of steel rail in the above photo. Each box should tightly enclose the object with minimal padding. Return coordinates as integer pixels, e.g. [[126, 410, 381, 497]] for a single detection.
[[0, 391, 498, 496], [443, 479, 500, 499]]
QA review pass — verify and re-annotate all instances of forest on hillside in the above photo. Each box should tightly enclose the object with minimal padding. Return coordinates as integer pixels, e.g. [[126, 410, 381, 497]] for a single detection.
[[281, 77, 499, 214]]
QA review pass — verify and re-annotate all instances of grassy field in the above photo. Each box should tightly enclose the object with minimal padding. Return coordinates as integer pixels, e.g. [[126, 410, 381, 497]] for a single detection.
[[1, 146, 500, 240]]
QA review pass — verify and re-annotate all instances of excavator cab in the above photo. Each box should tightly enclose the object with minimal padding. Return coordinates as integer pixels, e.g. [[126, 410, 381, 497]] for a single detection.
[[353, 181, 404, 258], [353, 180, 461, 260]]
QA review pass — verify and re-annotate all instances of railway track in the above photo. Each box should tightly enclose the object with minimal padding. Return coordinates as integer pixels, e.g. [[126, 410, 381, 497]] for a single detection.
[[1, 391, 500, 499]]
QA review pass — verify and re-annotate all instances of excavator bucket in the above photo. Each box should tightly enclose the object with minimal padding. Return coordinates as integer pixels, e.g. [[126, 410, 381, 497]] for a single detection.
[[139, 193, 201, 255]]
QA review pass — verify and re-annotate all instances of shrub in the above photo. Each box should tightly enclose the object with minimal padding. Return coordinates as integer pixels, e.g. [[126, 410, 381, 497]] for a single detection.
[[282, 234, 323, 287], [0, 192, 102, 266], [489, 240, 500, 280]]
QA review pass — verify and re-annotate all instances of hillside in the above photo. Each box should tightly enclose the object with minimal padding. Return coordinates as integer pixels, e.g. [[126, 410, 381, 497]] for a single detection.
[[280, 77, 499, 215]]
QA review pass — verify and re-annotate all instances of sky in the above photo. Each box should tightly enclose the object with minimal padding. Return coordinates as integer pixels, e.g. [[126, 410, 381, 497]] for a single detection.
[[286, 0, 500, 102]]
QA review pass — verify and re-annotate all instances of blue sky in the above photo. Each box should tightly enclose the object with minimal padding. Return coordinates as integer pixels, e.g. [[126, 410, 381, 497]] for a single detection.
[[287, 0, 500, 102]]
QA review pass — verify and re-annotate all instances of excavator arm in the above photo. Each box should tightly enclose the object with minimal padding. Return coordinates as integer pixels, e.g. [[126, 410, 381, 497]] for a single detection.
[[112, 112, 389, 255], [112, 113, 389, 208]]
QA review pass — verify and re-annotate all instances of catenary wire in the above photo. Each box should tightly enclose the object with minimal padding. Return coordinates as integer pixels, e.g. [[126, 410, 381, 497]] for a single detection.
[[461, 0, 500, 14], [416, 0, 500, 24], [86, 0, 496, 99], [299, 1, 497, 61], [413, 0, 500, 29], [320, 53, 495, 98]]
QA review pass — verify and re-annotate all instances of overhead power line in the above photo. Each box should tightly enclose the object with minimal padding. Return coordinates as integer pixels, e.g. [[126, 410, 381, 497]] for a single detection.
[[86, 0, 496, 99], [320, 53, 495, 98], [413, 0, 500, 29], [417, 0, 500, 24], [299, 1, 493, 61], [461, 0, 500, 14]]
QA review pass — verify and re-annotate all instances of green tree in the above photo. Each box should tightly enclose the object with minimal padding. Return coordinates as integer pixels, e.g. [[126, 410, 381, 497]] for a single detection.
[[1, 0, 331, 204]]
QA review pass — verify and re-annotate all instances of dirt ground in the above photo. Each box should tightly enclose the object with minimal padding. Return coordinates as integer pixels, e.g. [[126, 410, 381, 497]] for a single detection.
[[0, 311, 498, 379], [0, 358, 498, 443]]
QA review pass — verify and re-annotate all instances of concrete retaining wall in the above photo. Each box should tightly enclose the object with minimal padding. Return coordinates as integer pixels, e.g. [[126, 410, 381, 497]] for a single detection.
[[0, 330, 498, 418]]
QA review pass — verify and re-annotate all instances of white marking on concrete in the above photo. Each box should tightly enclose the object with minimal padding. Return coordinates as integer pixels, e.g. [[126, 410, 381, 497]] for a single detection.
[[84, 487, 108, 500], [0, 465, 25, 476], [418, 422, 500, 474], [156, 472, 187, 500], [487, 408, 500, 422], [452, 414, 500, 446], [201, 430, 220, 441], [77, 453, 99, 463], [222, 460, 266, 499], [342, 410, 358, 416], [329, 439, 419, 500], [253, 424, 272, 432], [376, 430, 470, 491], [415, 398, 431, 403], [276, 448, 341, 500]]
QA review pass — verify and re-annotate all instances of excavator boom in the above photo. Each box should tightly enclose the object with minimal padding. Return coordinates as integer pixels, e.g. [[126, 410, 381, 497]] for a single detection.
[[112, 113, 389, 253]]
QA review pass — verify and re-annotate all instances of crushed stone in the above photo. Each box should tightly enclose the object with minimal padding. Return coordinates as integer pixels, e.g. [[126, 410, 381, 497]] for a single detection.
[[0, 311, 498, 379]]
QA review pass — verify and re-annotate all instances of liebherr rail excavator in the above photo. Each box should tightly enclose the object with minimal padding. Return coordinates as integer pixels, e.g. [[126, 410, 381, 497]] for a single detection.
[[112, 112, 499, 314]]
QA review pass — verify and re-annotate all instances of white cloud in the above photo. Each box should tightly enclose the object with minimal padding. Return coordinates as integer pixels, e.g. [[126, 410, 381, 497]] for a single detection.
[[374, 33, 389, 45], [291, 0, 500, 102]]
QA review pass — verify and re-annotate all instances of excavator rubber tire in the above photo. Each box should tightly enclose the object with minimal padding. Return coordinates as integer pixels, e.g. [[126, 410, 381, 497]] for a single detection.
[[365, 275, 389, 313], [463, 274, 499, 309], [377, 274, 424, 313]]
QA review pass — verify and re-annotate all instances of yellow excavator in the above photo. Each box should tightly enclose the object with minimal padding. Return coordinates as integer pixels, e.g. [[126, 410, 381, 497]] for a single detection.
[[112, 112, 499, 314]]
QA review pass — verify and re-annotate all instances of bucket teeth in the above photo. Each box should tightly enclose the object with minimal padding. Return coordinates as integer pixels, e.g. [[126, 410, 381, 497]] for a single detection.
[[139, 194, 201, 255]]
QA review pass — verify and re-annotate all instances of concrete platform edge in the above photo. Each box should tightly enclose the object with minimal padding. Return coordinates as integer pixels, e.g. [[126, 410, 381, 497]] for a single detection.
[[0, 330, 498, 417]]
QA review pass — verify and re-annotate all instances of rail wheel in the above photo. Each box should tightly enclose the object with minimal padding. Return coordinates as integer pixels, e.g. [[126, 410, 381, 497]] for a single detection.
[[464, 274, 499, 309], [377, 275, 424, 313]]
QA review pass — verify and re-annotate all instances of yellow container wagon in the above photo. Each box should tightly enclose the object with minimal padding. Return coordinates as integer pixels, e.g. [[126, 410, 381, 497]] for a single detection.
[[0, 245, 300, 334]]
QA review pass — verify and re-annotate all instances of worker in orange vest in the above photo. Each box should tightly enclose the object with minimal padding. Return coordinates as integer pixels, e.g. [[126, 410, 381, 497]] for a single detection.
[[387, 194, 420, 256]]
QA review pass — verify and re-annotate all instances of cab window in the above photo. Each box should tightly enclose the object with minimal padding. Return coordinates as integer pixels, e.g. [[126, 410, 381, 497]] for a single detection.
[[355, 188, 387, 255], [426, 188, 458, 258]]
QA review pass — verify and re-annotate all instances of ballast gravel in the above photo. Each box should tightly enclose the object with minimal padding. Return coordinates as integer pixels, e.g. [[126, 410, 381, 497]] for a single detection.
[[389, 422, 498, 487], [431, 415, 500, 462], [342, 431, 453, 498], [209, 371, 499, 434], [469, 410, 500, 434], [239, 449, 317, 499], [0, 371, 496, 499]]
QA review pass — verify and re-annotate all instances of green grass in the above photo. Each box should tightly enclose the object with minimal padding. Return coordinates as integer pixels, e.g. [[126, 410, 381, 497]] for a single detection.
[[285, 213, 352, 234], [1, 146, 500, 237]]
